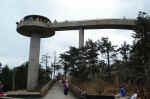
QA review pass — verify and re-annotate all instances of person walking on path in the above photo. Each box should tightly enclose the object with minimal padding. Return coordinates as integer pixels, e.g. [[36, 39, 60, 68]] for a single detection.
[[64, 80, 69, 95]]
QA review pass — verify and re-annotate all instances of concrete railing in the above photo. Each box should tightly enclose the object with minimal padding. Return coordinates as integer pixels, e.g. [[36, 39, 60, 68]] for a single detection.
[[69, 83, 117, 99], [70, 83, 84, 98], [17, 21, 50, 28], [40, 80, 56, 97], [49, 19, 136, 31]]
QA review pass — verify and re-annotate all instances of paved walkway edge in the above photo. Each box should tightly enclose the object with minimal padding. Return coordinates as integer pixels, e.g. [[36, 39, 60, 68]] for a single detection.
[[40, 80, 56, 96]]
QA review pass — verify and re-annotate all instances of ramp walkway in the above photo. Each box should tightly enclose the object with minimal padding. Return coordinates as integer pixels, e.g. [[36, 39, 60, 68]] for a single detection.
[[43, 82, 77, 99]]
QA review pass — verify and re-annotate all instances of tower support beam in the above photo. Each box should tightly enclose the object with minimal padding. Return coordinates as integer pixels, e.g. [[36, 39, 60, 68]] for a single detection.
[[27, 33, 41, 90], [79, 28, 84, 48]]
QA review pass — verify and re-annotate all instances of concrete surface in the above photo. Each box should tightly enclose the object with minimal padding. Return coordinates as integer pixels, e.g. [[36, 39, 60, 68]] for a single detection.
[[79, 28, 84, 48], [115, 94, 130, 99], [117, 97, 130, 99], [50, 19, 136, 31], [27, 33, 41, 90], [6, 90, 40, 95], [4, 90, 41, 99], [43, 82, 77, 99]]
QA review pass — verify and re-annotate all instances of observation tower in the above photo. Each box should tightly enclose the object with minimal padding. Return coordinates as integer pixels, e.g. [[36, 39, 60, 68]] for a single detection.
[[16, 15, 55, 90]]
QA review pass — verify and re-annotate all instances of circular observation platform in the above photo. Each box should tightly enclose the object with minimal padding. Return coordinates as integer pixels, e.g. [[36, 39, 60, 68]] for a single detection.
[[16, 15, 55, 38]]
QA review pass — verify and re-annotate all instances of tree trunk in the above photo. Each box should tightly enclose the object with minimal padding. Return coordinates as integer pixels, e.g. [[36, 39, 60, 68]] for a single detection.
[[107, 51, 111, 79]]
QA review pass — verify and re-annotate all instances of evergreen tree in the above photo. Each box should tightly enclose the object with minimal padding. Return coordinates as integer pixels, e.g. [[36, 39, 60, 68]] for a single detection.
[[0, 65, 12, 91], [97, 37, 117, 73], [60, 52, 71, 79], [60, 40, 99, 81], [85, 39, 99, 79], [118, 41, 130, 63]]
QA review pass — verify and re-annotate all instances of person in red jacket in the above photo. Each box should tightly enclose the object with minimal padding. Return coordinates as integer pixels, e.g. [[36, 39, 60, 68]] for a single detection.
[[64, 80, 69, 95]]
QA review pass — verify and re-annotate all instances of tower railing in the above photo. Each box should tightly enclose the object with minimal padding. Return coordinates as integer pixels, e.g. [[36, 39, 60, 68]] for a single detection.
[[17, 20, 50, 28]]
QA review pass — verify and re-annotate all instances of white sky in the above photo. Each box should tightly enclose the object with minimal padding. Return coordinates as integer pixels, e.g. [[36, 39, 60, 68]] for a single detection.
[[0, 0, 149, 67]]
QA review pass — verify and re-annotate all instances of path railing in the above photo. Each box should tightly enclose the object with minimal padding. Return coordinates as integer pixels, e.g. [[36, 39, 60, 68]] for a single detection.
[[70, 83, 116, 99], [40, 80, 56, 96]]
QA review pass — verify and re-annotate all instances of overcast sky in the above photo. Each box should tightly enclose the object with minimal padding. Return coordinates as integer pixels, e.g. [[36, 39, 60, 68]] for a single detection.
[[0, 0, 149, 67]]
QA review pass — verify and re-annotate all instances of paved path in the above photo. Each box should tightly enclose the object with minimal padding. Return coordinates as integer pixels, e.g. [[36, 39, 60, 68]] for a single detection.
[[115, 94, 130, 99], [43, 82, 77, 99]]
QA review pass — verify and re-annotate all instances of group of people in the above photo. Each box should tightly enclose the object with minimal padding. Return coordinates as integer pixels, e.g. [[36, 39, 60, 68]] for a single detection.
[[120, 86, 141, 99], [19, 16, 51, 25]]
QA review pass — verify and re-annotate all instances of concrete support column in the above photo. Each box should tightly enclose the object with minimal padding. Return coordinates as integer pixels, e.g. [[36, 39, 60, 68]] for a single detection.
[[79, 28, 84, 48], [27, 33, 41, 90], [115, 74, 119, 87]]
